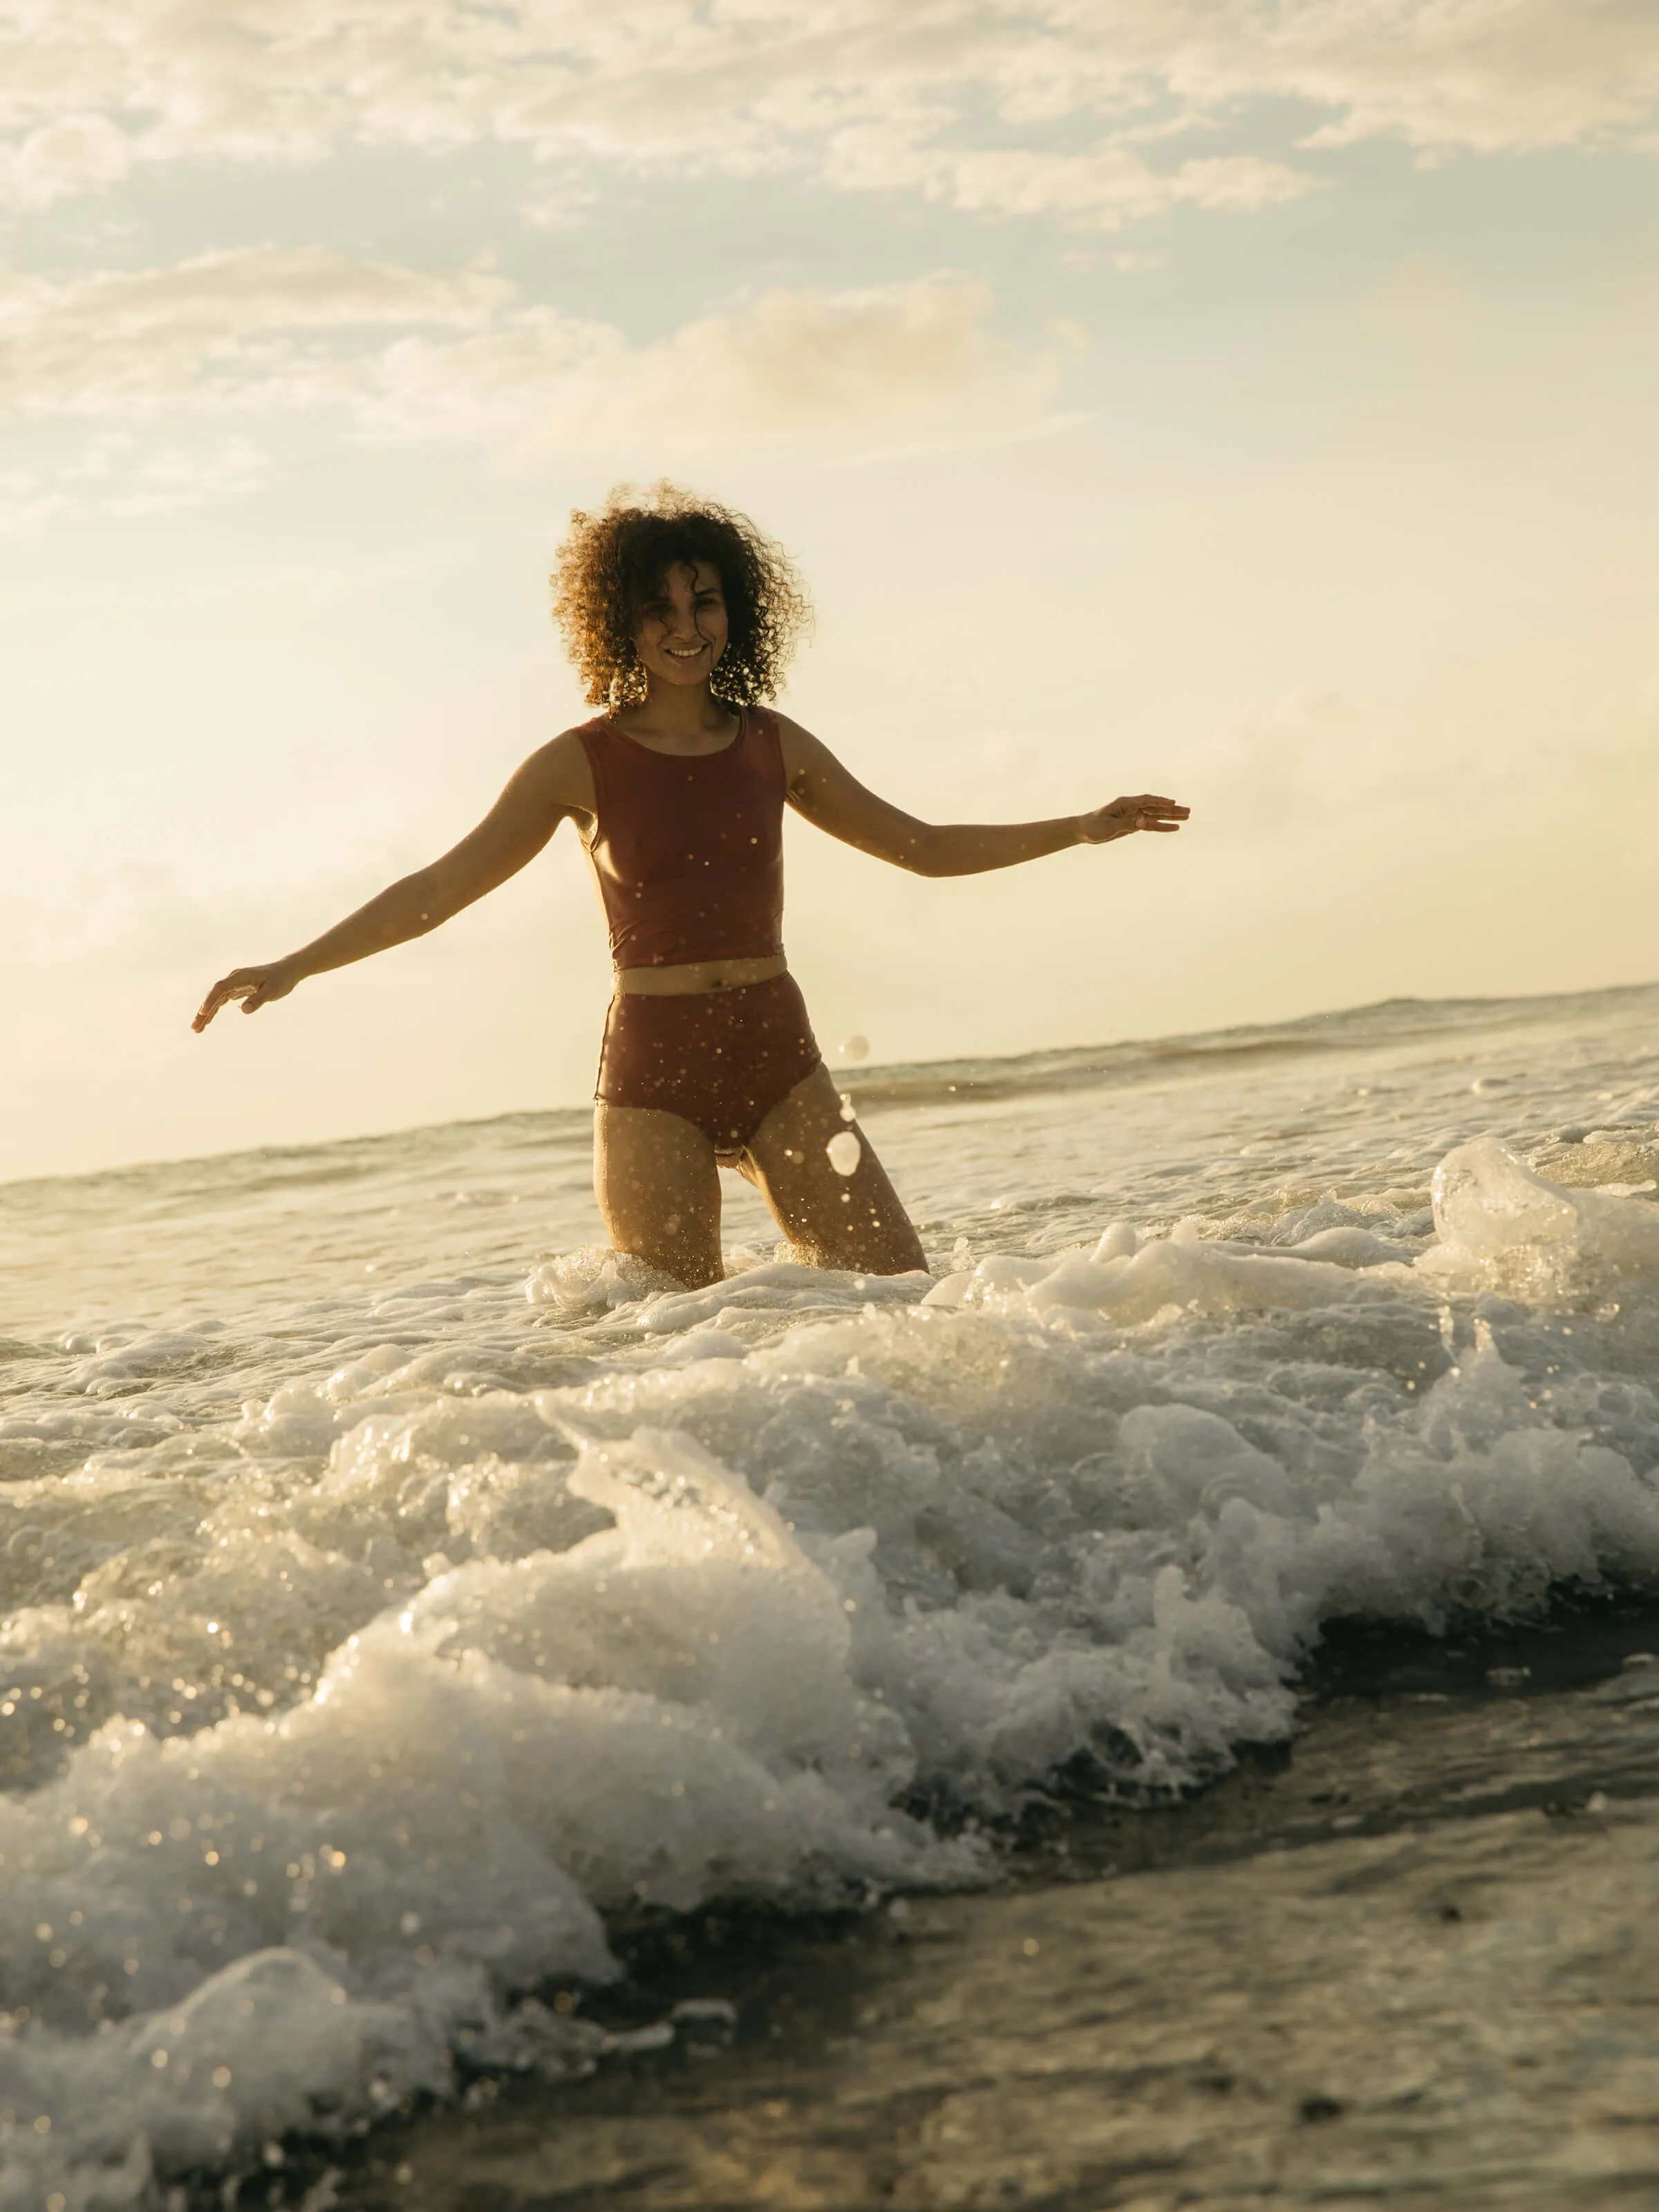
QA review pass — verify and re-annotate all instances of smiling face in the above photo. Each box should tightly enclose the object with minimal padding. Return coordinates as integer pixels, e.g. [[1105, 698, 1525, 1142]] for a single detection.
[[632, 560, 729, 691]]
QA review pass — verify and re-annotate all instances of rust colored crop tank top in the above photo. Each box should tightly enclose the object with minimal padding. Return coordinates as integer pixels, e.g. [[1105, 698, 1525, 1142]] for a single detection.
[[577, 704, 787, 969]]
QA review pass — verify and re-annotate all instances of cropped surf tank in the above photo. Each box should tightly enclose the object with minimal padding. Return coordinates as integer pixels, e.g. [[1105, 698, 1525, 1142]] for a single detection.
[[577, 704, 787, 970]]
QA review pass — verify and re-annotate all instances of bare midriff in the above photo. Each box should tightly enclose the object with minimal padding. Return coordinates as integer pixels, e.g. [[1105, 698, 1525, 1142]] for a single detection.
[[615, 951, 788, 997]]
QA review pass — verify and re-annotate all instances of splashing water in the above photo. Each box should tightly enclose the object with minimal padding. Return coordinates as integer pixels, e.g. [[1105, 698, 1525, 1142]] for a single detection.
[[3, 982, 1659, 2204], [826, 1131, 862, 1177]]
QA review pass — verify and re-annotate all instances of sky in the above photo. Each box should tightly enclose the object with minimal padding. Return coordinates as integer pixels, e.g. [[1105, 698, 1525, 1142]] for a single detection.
[[3, 0, 1658, 1184]]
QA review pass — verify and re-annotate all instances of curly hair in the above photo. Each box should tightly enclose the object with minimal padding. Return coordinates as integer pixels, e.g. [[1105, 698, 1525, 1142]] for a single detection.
[[551, 481, 812, 710]]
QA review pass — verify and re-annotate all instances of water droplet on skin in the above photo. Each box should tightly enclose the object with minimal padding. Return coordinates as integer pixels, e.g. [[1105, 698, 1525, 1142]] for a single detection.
[[827, 1132, 861, 1177]]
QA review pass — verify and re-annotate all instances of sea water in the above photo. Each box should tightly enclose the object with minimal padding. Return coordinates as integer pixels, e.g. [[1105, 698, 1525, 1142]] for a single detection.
[[3, 981, 1659, 2206]]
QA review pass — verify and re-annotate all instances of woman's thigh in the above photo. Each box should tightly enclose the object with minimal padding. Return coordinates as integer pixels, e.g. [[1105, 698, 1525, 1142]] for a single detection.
[[593, 1104, 723, 1286], [744, 1065, 928, 1276]]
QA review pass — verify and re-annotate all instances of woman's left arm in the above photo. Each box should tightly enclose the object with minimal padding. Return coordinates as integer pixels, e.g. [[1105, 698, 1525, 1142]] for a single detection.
[[778, 718, 1188, 877]]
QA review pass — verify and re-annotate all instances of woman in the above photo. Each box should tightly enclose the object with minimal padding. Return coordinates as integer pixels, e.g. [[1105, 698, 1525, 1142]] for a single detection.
[[194, 486, 1188, 1286]]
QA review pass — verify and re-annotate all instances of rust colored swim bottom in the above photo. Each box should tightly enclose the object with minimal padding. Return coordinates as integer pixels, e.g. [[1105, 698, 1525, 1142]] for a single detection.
[[594, 973, 823, 1153]]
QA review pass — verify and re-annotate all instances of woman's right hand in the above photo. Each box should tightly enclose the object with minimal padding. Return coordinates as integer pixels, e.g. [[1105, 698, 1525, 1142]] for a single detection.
[[192, 960, 300, 1032]]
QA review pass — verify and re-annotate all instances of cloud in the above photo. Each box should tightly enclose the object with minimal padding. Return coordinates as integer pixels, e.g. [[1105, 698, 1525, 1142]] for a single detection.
[[0, 430, 266, 529], [0, 252, 1005, 491], [1284, 1, 1659, 156], [0, 467, 67, 533], [821, 135, 1316, 229], [365, 276, 997, 447], [1192, 673, 1659, 880], [0, 2, 1652, 223], [1194, 689, 1423, 836], [0, 248, 507, 418], [0, 111, 133, 207], [107, 440, 270, 516]]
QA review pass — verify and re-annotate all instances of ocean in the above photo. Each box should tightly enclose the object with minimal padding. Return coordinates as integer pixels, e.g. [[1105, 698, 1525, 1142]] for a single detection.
[[4, 980, 1659, 2209]]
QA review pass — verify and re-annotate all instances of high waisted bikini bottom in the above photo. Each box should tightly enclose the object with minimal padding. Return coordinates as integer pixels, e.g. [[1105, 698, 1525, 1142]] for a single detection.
[[594, 972, 823, 1153]]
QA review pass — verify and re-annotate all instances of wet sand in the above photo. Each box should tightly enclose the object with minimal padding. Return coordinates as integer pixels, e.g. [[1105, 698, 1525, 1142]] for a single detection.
[[315, 1609, 1659, 2211]]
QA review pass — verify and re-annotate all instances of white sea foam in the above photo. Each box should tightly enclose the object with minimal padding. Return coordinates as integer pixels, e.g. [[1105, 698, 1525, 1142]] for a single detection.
[[1423, 1134, 1659, 1297], [4, 989, 1659, 2202]]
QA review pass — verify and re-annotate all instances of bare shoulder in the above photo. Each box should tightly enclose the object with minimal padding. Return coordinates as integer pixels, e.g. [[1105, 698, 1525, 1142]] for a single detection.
[[770, 709, 818, 748], [510, 724, 598, 817], [771, 709, 834, 789]]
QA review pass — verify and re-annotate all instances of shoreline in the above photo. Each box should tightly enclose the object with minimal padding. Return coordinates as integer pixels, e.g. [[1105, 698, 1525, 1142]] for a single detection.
[[222, 1600, 1659, 2210]]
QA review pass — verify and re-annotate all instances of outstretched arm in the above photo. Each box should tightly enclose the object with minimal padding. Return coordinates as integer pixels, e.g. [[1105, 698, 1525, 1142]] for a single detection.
[[778, 718, 1188, 877], [192, 732, 592, 1031]]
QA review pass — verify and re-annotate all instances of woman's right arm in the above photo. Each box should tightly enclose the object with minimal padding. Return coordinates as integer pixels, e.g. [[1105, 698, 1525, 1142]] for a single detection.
[[192, 731, 592, 1031]]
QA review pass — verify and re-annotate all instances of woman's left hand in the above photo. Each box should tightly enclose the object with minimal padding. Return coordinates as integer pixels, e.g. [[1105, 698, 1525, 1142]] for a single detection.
[[1078, 795, 1190, 843]]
